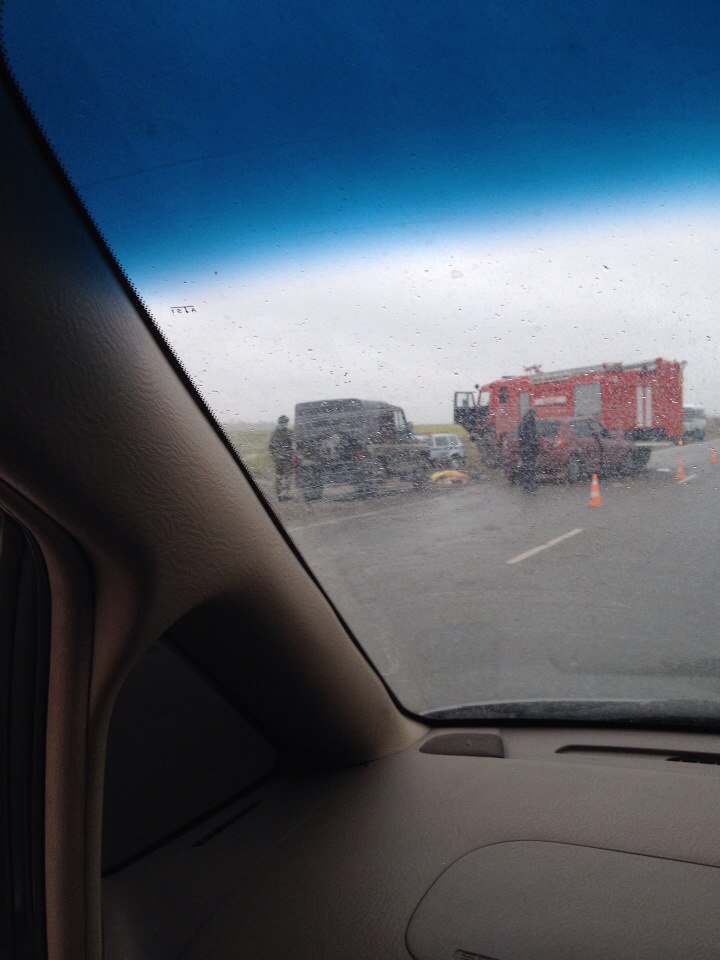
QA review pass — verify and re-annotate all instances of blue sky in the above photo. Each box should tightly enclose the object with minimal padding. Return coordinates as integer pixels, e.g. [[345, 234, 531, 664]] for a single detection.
[[5, 0, 720, 281]]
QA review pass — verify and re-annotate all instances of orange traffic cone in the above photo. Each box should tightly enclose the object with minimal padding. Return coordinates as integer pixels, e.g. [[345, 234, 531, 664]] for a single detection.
[[710, 448, 717, 464], [675, 454, 686, 481], [588, 473, 602, 507]]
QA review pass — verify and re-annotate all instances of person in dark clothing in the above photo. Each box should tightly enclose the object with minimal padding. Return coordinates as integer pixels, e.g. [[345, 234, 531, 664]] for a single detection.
[[268, 415, 294, 501], [518, 408, 539, 491]]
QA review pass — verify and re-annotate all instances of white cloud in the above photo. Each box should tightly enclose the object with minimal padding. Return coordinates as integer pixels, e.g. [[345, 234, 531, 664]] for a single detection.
[[144, 204, 720, 424]]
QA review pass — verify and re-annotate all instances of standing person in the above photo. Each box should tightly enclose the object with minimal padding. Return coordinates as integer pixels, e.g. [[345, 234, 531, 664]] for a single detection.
[[518, 407, 539, 492], [269, 415, 294, 501]]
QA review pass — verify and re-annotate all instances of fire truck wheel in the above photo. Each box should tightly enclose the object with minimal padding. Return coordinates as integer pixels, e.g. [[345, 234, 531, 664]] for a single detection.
[[565, 454, 582, 484], [631, 448, 651, 472], [411, 460, 430, 490], [619, 451, 636, 476]]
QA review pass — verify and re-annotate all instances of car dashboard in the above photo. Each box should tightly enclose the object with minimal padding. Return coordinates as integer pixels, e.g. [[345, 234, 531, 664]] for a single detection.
[[103, 724, 720, 960]]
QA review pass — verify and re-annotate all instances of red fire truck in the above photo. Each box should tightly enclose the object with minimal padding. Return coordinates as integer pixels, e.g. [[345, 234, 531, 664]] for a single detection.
[[454, 357, 684, 465]]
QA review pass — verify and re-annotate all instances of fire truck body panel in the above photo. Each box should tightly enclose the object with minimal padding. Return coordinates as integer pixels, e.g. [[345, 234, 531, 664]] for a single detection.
[[455, 359, 683, 452]]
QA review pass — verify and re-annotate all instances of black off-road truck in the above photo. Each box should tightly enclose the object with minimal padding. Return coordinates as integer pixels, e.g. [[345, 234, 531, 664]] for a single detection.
[[293, 399, 430, 500]]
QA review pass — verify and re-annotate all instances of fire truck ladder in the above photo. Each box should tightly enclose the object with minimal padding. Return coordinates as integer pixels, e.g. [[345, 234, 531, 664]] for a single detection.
[[529, 359, 659, 384]]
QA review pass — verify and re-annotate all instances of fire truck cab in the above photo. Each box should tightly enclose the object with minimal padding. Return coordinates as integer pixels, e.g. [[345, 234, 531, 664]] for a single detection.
[[454, 358, 684, 465]]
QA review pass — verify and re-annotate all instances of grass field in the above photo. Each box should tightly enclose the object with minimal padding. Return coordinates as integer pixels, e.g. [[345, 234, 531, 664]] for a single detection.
[[225, 428, 274, 474], [415, 423, 484, 475], [413, 423, 466, 437]]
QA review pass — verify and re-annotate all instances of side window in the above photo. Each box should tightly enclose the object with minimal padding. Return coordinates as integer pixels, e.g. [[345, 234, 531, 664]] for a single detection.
[[573, 382, 601, 418], [434, 436, 449, 447], [571, 420, 593, 437], [378, 411, 395, 441], [498, 387, 509, 404], [102, 638, 275, 874]]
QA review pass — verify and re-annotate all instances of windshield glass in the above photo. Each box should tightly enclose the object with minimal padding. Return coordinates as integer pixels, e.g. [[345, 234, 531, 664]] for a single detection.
[[5, 0, 720, 721]]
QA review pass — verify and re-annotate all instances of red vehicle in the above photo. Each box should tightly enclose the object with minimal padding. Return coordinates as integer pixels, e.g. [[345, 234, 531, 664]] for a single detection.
[[454, 357, 684, 465], [502, 417, 644, 483]]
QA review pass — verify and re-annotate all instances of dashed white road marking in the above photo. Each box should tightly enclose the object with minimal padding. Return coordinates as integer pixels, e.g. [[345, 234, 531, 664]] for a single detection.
[[506, 527, 584, 566]]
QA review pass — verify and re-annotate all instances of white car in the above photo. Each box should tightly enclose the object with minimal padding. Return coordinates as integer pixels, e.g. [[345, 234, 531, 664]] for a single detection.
[[423, 433, 467, 467]]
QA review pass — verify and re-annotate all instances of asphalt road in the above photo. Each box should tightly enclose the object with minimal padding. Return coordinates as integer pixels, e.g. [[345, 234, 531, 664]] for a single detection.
[[270, 441, 720, 716]]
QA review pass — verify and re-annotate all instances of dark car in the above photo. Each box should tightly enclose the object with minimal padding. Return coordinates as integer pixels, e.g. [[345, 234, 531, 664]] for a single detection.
[[294, 399, 430, 499], [502, 417, 650, 483]]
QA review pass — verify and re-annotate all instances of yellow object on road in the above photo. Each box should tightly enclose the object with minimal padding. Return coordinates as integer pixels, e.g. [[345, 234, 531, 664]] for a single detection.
[[430, 469, 469, 485]]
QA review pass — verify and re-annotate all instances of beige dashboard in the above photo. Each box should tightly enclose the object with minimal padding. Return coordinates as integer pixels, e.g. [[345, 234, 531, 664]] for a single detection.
[[103, 725, 720, 960]]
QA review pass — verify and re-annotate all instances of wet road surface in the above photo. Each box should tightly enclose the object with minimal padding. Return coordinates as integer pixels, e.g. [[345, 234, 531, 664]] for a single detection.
[[268, 441, 720, 715]]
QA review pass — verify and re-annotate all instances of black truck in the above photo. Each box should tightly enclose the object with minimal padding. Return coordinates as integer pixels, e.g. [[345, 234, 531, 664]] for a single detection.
[[293, 399, 430, 500]]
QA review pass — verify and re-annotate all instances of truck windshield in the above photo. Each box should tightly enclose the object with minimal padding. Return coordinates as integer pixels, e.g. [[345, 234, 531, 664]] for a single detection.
[[6, 0, 720, 724]]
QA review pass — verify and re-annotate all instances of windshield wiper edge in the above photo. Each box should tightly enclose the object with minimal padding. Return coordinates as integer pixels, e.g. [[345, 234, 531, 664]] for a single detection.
[[424, 698, 720, 728]]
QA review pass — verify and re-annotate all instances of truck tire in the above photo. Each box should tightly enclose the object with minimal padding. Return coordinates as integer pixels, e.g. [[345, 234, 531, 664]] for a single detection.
[[355, 459, 386, 498], [355, 478, 377, 498], [298, 473, 324, 501], [565, 454, 582, 484], [411, 459, 430, 490]]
